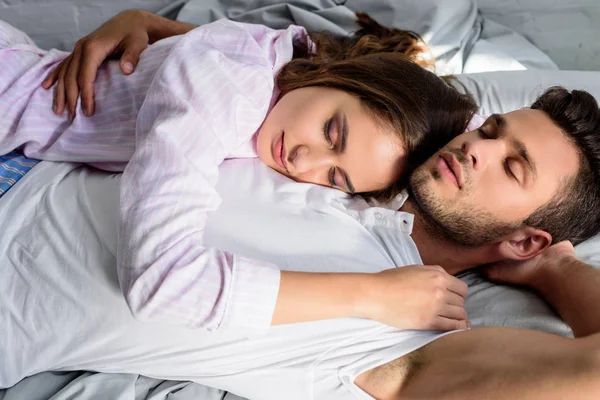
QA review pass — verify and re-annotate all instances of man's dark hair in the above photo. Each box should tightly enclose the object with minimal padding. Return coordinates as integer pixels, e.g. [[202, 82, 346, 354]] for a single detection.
[[525, 86, 600, 245]]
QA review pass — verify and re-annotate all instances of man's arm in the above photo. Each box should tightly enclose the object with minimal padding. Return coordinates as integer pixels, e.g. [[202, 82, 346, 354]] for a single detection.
[[485, 241, 600, 337], [43, 9, 197, 117], [529, 254, 600, 337], [358, 241, 600, 400], [142, 9, 197, 42]]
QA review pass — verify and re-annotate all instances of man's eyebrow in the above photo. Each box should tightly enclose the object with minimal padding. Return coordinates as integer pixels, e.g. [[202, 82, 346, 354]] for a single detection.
[[491, 113, 506, 128], [491, 113, 537, 179]]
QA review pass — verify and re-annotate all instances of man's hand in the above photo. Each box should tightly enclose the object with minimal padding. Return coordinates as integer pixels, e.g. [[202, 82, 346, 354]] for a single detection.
[[483, 240, 576, 289], [364, 265, 469, 331], [42, 9, 153, 118], [483, 240, 600, 337]]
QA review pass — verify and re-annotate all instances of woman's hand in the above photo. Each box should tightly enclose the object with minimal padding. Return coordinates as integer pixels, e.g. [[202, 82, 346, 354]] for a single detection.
[[364, 265, 469, 331], [274, 266, 468, 330], [41, 9, 196, 118]]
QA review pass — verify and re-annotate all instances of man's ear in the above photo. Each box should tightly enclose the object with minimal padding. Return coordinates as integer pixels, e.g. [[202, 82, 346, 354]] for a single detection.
[[497, 227, 552, 261]]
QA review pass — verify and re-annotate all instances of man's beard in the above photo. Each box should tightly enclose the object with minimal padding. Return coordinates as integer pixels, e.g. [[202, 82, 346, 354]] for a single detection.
[[408, 149, 522, 247]]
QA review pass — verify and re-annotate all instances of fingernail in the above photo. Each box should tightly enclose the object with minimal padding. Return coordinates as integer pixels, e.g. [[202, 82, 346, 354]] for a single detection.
[[82, 106, 89, 117], [52, 104, 57, 114], [122, 61, 133, 73], [467, 320, 472, 329]]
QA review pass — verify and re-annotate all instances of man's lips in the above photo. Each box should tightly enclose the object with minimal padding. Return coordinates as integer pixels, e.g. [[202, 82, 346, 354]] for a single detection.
[[439, 152, 463, 188]]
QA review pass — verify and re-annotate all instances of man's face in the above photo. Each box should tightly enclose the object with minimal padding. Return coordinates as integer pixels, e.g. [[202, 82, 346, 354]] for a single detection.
[[409, 109, 580, 246]]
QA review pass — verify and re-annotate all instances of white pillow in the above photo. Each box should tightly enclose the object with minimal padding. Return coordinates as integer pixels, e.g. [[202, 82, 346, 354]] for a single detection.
[[454, 69, 600, 116]]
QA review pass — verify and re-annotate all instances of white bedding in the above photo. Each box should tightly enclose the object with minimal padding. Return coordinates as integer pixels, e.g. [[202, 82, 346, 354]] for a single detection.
[[177, 0, 558, 75], [1, 157, 458, 399], [477, 0, 600, 71], [3, 68, 600, 400], [1, 2, 600, 399]]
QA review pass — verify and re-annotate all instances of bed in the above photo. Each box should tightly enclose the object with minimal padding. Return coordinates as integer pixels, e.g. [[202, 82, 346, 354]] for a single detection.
[[1, 1, 600, 400]]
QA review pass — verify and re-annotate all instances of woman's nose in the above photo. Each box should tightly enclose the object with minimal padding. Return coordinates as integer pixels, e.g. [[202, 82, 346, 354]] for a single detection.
[[290, 145, 335, 174]]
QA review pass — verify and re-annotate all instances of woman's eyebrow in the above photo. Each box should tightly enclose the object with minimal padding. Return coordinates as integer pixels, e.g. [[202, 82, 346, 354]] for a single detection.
[[338, 113, 355, 193], [340, 113, 349, 153]]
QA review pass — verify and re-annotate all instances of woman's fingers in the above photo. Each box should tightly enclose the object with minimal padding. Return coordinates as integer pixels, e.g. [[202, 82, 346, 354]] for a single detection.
[[438, 304, 467, 322], [420, 264, 468, 298], [445, 291, 465, 308], [447, 276, 468, 298], [432, 316, 469, 331]]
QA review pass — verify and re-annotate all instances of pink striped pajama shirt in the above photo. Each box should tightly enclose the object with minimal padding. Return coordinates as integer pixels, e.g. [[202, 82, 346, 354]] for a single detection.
[[0, 19, 307, 333]]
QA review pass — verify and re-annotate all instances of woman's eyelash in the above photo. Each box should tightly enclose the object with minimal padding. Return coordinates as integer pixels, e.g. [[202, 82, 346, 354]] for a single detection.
[[328, 167, 336, 187], [324, 118, 333, 145], [478, 128, 489, 138]]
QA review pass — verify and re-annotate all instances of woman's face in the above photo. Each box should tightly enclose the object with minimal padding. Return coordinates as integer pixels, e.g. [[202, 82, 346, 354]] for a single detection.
[[256, 87, 406, 194]]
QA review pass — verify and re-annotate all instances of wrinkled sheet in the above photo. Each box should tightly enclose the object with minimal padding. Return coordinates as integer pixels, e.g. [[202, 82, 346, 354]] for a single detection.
[[2, 2, 598, 400], [0, 372, 226, 400], [176, 0, 558, 74], [477, 0, 600, 71]]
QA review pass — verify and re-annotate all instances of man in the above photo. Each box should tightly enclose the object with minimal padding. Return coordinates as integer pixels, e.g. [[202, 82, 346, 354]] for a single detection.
[[2, 85, 600, 399], [356, 86, 600, 398]]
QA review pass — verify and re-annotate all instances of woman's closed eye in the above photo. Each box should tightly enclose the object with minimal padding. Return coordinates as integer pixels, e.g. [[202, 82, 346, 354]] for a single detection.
[[323, 113, 354, 193], [324, 116, 339, 148], [328, 166, 344, 189]]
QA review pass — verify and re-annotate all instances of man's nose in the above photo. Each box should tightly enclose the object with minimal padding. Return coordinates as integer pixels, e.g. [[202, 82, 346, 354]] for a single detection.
[[461, 139, 507, 170]]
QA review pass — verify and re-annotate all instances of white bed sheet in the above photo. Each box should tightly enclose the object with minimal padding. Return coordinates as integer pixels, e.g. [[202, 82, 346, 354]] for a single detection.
[[1, 3, 600, 398], [477, 0, 600, 71], [177, 0, 558, 75]]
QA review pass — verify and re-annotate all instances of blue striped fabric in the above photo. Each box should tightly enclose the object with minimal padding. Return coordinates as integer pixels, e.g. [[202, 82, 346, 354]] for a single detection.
[[0, 151, 39, 198]]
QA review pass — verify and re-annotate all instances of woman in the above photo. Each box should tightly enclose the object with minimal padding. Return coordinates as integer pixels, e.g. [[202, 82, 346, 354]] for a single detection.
[[0, 10, 476, 334]]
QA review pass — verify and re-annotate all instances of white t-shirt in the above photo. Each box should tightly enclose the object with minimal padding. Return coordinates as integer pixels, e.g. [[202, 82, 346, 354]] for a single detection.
[[0, 159, 453, 399]]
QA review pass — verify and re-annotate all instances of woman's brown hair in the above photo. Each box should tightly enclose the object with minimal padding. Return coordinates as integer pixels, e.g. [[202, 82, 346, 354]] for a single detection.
[[276, 13, 478, 201]]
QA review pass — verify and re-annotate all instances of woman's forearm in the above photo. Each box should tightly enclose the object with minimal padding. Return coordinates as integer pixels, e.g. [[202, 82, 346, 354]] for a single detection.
[[272, 271, 369, 325], [272, 267, 469, 332]]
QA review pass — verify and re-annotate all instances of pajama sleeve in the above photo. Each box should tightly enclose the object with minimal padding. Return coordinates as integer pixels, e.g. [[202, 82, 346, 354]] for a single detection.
[[118, 20, 306, 333]]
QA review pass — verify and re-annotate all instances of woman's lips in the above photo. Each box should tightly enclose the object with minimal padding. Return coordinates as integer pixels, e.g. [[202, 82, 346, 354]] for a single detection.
[[273, 131, 288, 171]]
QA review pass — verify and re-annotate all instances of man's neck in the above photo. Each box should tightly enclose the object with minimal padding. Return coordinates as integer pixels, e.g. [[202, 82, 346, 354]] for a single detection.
[[400, 201, 498, 275]]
